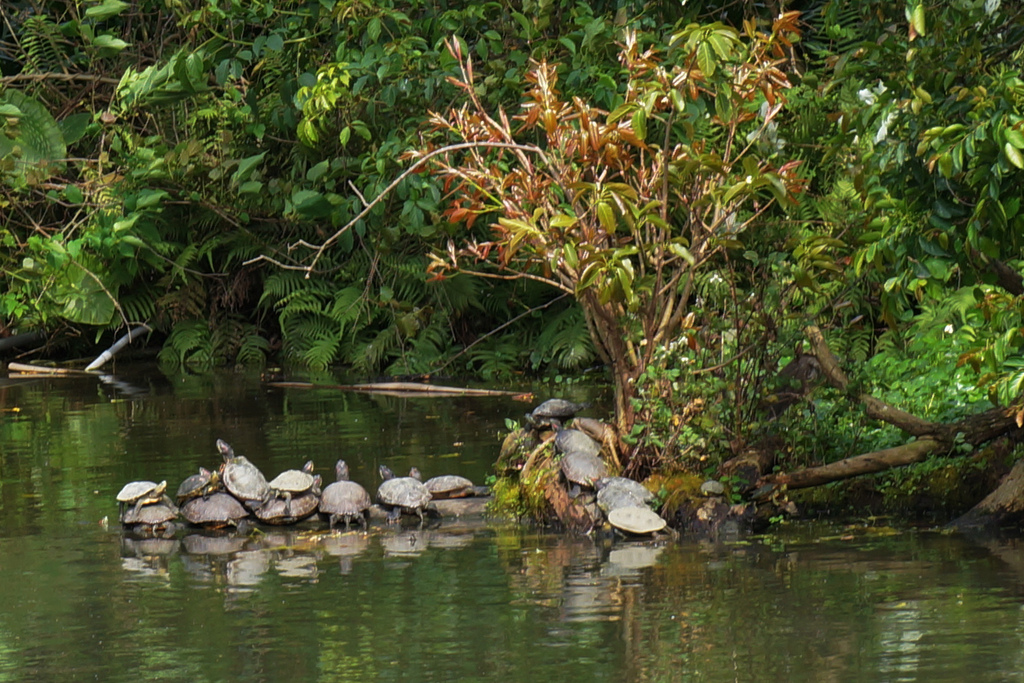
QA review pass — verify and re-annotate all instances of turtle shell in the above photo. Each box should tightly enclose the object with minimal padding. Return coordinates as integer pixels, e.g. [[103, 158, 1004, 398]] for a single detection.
[[181, 492, 249, 528], [529, 399, 589, 420], [559, 451, 607, 488], [608, 506, 667, 534], [424, 475, 475, 499], [572, 417, 612, 442], [320, 461, 371, 529], [554, 428, 601, 458], [120, 501, 178, 527], [176, 468, 221, 504], [221, 453, 270, 507], [254, 490, 320, 524], [377, 466, 432, 521], [268, 461, 317, 494], [596, 477, 654, 504], [597, 486, 649, 515], [117, 480, 166, 504]]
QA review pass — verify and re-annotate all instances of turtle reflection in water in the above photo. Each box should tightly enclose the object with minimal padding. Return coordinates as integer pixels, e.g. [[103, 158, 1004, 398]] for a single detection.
[[377, 465, 433, 525]]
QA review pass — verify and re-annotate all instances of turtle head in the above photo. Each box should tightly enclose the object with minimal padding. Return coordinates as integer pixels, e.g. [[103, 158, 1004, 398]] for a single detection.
[[336, 460, 350, 482], [409, 467, 422, 481], [216, 439, 235, 461], [379, 464, 395, 481], [302, 460, 315, 474]]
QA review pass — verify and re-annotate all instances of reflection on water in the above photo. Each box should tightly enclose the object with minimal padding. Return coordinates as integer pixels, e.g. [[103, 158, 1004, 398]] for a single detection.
[[4, 369, 1024, 681]]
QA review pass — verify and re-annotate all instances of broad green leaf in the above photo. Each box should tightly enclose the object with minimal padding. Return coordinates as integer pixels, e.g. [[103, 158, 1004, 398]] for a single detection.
[[911, 4, 926, 36], [232, 151, 267, 185], [92, 35, 130, 51], [631, 109, 646, 141], [597, 202, 616, 232], [1005, 142, 1024, 169], [85, 0, 130, 21], [696, 42, 715, 76], [1006, 128, 1024, 150]]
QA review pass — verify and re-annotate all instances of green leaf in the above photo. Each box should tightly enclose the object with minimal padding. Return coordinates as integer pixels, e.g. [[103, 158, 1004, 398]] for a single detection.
[[911, 4, 926, 36], [85, 0, 130, 21], [631, 109, 647, 142], [1005, 142, 1024, 169], [597, 202, 616, 232], [696, 42, 715, 76], [92, 35, 130, 51], [232, 151, 267, 185]]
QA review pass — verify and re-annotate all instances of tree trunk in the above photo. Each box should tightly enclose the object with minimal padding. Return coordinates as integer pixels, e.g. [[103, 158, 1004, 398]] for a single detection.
[[766, 439, 941, 489], [948, 455, 1024, 531]]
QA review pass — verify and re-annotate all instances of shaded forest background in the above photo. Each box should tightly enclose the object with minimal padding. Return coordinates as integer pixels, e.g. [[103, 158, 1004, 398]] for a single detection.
[[4, 0, 1024, 505]]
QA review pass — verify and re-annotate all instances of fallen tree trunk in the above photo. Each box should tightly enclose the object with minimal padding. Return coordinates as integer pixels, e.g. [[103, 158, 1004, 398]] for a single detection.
[[768, 439, 941, 489], [267, 381, 521, 397], [756, 326, 1023, 502]]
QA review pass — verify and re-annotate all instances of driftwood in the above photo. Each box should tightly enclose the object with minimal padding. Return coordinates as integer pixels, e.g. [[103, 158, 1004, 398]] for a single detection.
[[7, 362, 94, 376], [770, 439, 942, 490], [267, 381, 521, 397]]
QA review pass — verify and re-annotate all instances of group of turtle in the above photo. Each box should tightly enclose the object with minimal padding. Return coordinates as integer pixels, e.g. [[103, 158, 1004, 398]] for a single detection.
[[526, 399, 667, 536], [117, 439, 481, 535]]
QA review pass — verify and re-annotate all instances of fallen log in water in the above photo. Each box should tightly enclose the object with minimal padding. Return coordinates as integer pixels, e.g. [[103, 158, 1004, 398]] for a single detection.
[[268, 380, 523, 397], [7, 362, 95, 376]]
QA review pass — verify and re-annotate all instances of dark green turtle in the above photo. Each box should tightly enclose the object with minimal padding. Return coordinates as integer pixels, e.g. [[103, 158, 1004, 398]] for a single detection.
[[424, 474, 475, 500], [559, 451, 607, 498], [319, 460, 372, 529], [596, 477, 655, 509], [117, 480, 175, 517], [176, 467, 222, 505], [181, 492, 250, 528], [267, 460, 320, 517], [554, 427, 601, 458], [524, 398, 590, 429], [377, 465, 432, 525], [217, 439, 270, 510], [255, 474, 321, 525], [120, 501, 178, 531]]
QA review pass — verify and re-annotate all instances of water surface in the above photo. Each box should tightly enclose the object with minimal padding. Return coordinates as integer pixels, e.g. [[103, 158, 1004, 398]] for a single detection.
[[2, 368, 1023, 682]]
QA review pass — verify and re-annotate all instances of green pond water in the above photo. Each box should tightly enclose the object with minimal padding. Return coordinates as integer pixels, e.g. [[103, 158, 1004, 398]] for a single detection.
[[2, 368, 1024, 682]]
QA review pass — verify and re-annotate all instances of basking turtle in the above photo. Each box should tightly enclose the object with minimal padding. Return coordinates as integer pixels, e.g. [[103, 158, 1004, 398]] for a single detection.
[[554, 428, 601, 458], [424, 474, 475, 500], [559, 451, 607, 498], [120, 501, 178, 531], [117, 480, 175, 517], [377, 465, 433, 525], [217, 439, 270, 510], [319, 460, 372, 530], [596, 477, 655, 507], [176, 467, 222, 505], [597, 485, 650, 515], [524, 398, 590, 430], [267, 460, 320, 517], [607, 506, 667, 535], [181, 492, 250, 528], [572, 417, 614, 443], [255, 475, 321, 525]]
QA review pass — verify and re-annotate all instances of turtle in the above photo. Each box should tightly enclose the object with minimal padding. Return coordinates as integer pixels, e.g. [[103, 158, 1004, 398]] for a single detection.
[[120, 501, 178, 530], [267, 460, 320, 517], [559, 451, 607, 498], [180, 492, 250, 528], [553, 427, 601, 458], [217, 439, 271, 510], [524, 398, 590, 430], [116, 480, 175, 517], [596, 477, 655, 506], [424, 474, 476, 500], [377, 465, 433, 525], [607, 505, 667, 535], [255, 475, 322, 525], [597, 485, 650, 515], [319, 460, 372, 530], [176, 467, 222, 505]]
